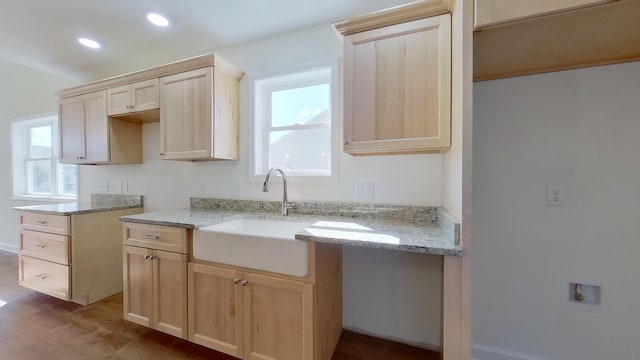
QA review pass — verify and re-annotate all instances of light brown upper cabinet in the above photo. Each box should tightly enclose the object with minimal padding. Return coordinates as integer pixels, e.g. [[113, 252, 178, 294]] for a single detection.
[[106, 78, 159, 116], [159, 64, 242, 161], [59, 90, 142, 165], [474, 0, 615, 28], [342, 14, 451, 155], [56, 54, 242, 164]]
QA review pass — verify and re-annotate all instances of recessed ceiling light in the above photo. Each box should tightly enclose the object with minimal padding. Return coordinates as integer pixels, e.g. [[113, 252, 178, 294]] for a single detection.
[[147, 13, 169, 27], [78, 38, 101, 49]]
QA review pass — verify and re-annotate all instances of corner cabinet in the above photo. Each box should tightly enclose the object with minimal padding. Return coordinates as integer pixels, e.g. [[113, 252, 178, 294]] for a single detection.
[[159, 63, 242, 161], [59, 90, 142, 165], [342, 14, 451, 155]]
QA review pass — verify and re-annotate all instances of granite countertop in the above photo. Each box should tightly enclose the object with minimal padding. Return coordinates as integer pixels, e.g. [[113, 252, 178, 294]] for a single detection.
[[14, 194, 143, 215], [120, 198, 462, 256]]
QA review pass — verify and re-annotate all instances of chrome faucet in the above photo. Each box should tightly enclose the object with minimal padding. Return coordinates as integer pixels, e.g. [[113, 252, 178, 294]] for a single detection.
[[262, 168, 294, 216]]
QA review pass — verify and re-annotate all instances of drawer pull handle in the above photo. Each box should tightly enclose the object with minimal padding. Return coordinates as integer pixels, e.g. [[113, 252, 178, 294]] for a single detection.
[[34, 273, 48, 280], [36, 244, 47, 248], [36, 220, 48, 225], [142, 235, 161, 240], [241, 280, 249, 286]]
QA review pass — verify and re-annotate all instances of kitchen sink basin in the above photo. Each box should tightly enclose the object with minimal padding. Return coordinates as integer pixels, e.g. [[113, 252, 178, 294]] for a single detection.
[[193, 218, 311, 277]]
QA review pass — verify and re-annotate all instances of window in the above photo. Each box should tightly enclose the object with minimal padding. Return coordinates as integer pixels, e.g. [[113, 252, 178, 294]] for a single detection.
[[12, 116, 77, 199], [254, 67, 334, 177]]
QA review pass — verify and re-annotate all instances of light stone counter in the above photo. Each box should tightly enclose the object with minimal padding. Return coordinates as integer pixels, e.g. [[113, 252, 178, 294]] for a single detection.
[[14, 194, 143, 215], [120, 198, 462, 256]]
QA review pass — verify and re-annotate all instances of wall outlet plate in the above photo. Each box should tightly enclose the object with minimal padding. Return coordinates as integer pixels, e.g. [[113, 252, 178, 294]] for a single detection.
[[356, 183, 374, 201], [547, 185, 566, 207]]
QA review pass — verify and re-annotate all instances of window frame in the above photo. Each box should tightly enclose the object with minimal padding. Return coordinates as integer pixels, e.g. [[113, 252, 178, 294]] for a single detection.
[[252, 61, 339, 183], [11, 115, 78, 201]]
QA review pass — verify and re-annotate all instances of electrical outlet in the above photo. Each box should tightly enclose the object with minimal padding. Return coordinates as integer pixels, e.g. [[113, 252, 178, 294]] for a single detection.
[[356, 183, 374, 201], [547, 185, 565, 207]]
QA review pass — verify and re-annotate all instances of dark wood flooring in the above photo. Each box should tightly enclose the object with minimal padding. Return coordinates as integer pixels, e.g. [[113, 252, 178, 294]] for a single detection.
[[0, 251, 439, 360]]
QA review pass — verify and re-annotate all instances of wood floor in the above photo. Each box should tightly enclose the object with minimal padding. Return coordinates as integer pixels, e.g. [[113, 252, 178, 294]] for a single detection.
[[0, 251, 439, 360]]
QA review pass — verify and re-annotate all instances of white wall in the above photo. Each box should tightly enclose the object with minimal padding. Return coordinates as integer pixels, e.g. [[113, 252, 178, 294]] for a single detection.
[[0, 60, 77, 252], [78, 24, 444, 348], [472, 61, 640, 360]]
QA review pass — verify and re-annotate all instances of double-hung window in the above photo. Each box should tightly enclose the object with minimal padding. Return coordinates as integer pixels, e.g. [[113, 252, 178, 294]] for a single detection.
[[11, 116, 77, 199], [254, 66, 334, 177]]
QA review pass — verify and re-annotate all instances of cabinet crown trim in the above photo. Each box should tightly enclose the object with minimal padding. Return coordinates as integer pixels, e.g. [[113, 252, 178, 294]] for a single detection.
[[56, 53, 244, 99], [333, 0, 452, 35]]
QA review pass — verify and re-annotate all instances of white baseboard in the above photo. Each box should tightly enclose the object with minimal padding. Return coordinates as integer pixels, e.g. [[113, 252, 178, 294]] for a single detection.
[[0, 242, 19, 254], [473, 343, 550, 360], [342, 326, 440, 353]]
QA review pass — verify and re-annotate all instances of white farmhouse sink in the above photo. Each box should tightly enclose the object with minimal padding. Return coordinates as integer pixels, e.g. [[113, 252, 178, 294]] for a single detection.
[[193, 218, 311, 277]]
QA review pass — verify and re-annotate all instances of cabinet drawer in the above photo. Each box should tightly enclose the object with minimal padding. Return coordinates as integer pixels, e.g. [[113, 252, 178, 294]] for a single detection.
[[124, 222, 188, 254], [19, 255, 70, 301], [19, 212, 70, 235], [20, 230, 69, 265]]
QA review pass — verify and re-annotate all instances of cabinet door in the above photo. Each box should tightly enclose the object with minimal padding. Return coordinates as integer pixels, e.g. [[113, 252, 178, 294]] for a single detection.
[[106, 84, 132, 115], [131, 79, 159, 112], [243, 272, 314, 360], [160, 67, 213, 160], [343, 15, 451, 155], [60, 91, 109, 164], [59, 95, 85, 164], [123, 245, 152, 327], [82, 90, 109, 163], [188, 263, 243, 358], [152, 249, 187, 339]]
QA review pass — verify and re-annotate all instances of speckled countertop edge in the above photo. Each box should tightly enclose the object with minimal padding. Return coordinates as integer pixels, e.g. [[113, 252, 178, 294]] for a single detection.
[[121, 198, 462, 256], [13, 194, 143, 215]]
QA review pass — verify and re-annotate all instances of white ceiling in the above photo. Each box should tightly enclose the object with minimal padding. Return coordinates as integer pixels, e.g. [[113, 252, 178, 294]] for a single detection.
[[0, 0, 416, 81]]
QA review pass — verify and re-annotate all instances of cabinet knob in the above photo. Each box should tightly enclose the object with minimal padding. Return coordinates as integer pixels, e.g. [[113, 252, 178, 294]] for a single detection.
[[144, 254, 151, 260], [233, 278, 241, 285], [36, 244, 47, 248], [343, 141, 348, 146], [241, 280, 249, 286]]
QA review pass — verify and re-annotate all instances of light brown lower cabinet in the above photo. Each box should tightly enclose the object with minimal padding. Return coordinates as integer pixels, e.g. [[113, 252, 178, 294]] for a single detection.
[[123, 245, 188, 339], [188, 263, 314, 360], [18, 208, 141, 305], [188, 242, 342, 360]]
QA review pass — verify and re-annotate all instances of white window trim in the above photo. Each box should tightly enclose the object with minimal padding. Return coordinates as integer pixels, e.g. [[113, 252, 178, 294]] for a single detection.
[[250, 59, 340, 184], [11, 115, 78, 201]]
